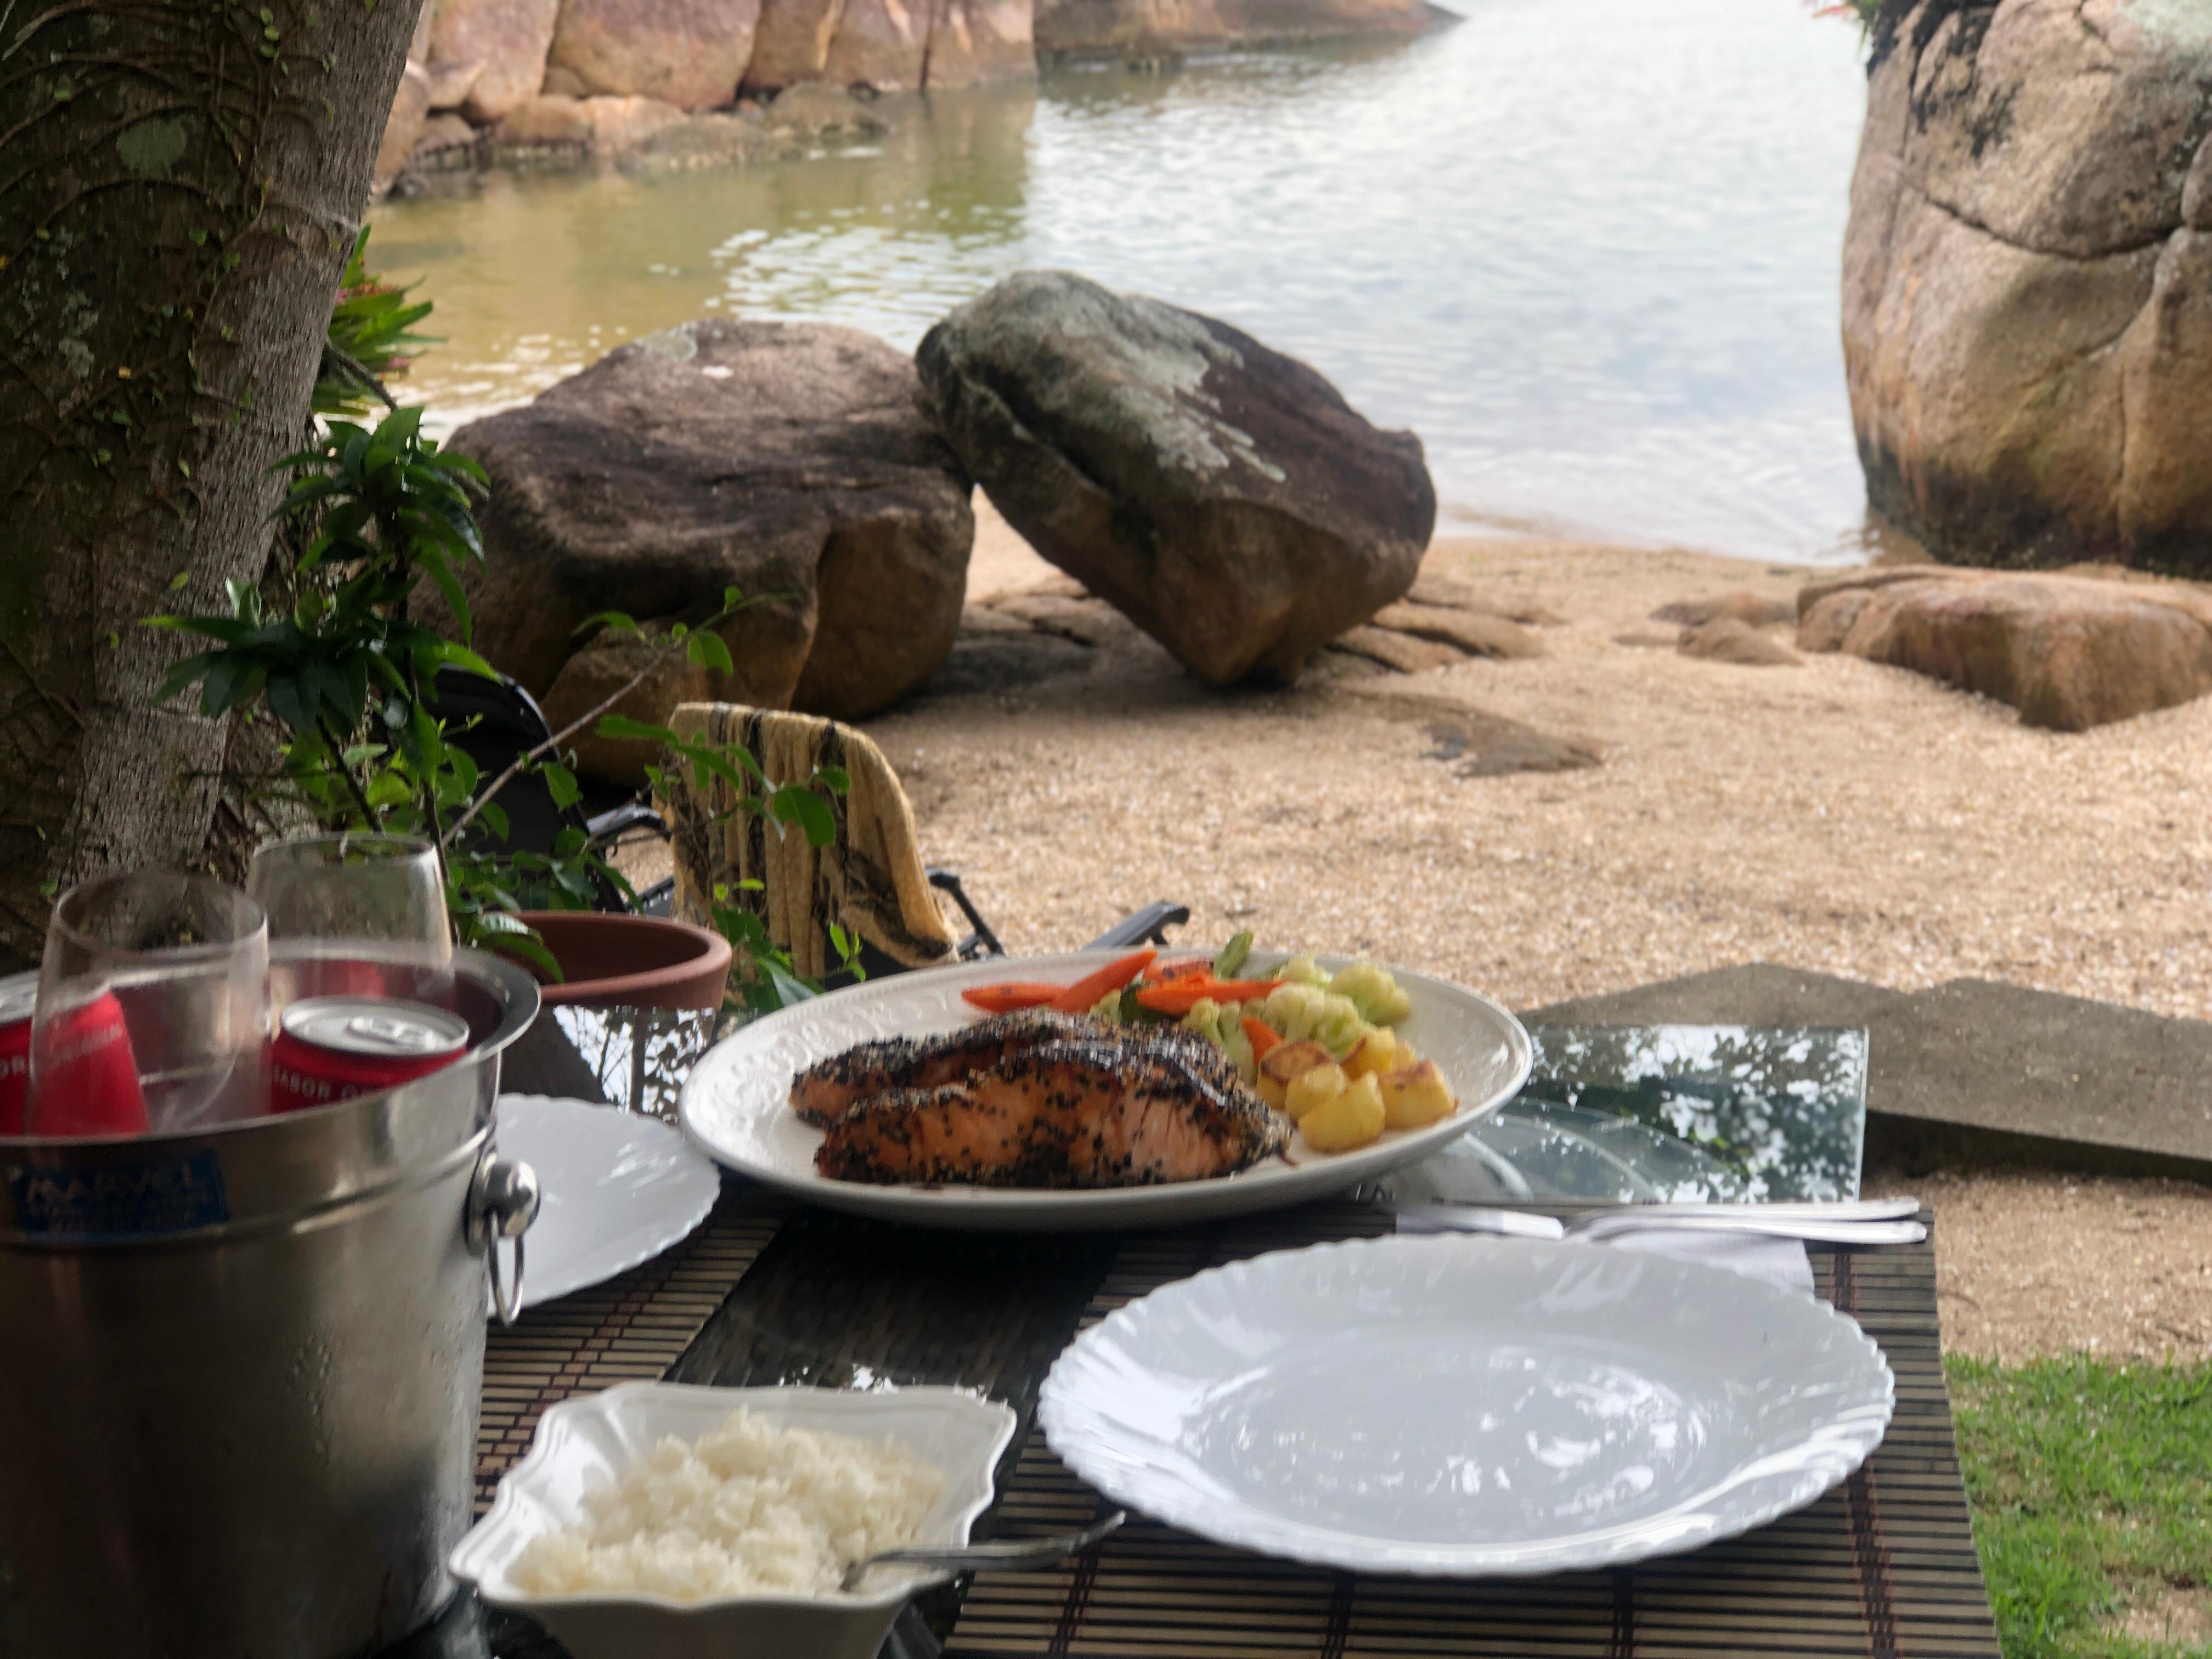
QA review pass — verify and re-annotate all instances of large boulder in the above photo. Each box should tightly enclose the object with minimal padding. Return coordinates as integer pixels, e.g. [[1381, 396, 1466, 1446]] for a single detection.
[[374, 61, 434, 188], [445, 321, 975, 785], [820, 0, 932, 90], [926, 0, 1037, 84], [1844, 0, 2212, 573], [1796, 565, 2212, 729], [431, 0, 561, 121], [916, 270, 1435, 685], [1033, 0, 1429, 57], [742, 0, 842, 88], [546, 0, 759, 108]]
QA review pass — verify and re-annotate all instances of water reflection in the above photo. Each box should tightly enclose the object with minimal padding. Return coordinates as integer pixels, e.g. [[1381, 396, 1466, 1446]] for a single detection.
[[371, 0, 1872, 562]]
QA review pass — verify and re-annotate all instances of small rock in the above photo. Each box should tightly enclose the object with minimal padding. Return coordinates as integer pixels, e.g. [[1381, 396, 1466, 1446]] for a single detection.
[[410, 112, 484, 168], [581, 93, 687, 152], [625, 111, 768, 170], [430, 0, 559, 122], [1652, 591, 1792, 629], [422, 58, 484, 111], [1796, 568, 2212, 730], [990, 592, 1121, 646], [489, 93, 594, 157], [763, 81, 887, 135], [958, 603, 1039, 637], [918, 270, 1435, 686], [1334, 627, 1466, 675], [374, 61, 434, 187], [821, 0, 930, 89], [1407, 574, 1564, 626], [1369, 601, 1543, 659], [548, 0, 757, 109], [1677, 617, 1800, 667]]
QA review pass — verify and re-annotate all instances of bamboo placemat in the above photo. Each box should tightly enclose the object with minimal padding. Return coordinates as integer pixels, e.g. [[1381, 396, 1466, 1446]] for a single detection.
[[947, 1205, 2001, 1659], [474, 1182, 787, 1511]]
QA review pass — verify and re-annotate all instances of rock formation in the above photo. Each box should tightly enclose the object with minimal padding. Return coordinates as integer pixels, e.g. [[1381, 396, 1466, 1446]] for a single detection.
[[546, 0, 761, 106], [1033, 0, 1433, 58], [444, 321, 975, 785], [1797, 565, 2212, 729], [917, 270, 1435, 685], [1844, 0, 2212, 574]]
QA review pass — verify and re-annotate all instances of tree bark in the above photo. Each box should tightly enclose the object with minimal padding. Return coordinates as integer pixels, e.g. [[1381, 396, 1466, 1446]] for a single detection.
[[0, 0, 421, 967]]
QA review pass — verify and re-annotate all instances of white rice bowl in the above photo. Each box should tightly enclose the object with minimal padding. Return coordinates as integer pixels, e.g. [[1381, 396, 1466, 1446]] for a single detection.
[[512, 1407, 944, 1602]]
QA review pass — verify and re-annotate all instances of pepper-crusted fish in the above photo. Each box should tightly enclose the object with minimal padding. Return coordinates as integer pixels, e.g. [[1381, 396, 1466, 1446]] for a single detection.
[[814, 1035, 1289, 1188], [788, 1009, 1096, 1127]]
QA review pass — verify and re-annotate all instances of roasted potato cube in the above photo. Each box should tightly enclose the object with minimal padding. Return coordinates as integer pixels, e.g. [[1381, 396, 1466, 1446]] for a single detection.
[[1300, 1073, 1385, 1152], [1257, 1073, 1289, 1112], [1283, 1062, 1348, 1123], [1261, 1039, 1334, 1085], [1342, 1031, 1398, 1080], [1379, 1059, 1457, 1128]]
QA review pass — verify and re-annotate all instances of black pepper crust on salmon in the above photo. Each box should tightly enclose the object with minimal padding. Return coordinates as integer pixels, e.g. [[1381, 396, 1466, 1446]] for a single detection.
[[788, 1009, 1096, 1127], [812, 1034, 1289, 1188]]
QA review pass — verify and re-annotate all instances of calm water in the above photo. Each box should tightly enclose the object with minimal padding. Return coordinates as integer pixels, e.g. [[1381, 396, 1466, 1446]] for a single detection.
[[371, 0, 1876, 562]]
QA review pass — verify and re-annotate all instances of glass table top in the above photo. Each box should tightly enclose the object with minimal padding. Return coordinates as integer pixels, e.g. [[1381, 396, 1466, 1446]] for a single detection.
[[531, 1009, 1868, 1210]]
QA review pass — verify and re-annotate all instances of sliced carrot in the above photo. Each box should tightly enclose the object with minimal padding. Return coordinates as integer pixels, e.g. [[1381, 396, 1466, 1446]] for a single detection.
[[1147, 958, 1212, 984], [1242, 1015, 1283, 1063], [961, 983, 1066, 1013], [1132, 977, 1285, 1016], [1048, 948, 1158, 1014]]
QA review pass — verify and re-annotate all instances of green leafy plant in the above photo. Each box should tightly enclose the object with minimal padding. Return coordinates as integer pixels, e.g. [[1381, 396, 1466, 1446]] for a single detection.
[[317, 229, 435, 420], [151, 402, 855, 1006]]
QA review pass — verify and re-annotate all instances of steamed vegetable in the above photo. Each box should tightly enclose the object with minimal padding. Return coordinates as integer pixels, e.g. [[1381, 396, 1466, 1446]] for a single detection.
[[1049, 949, 1155, 1014], [1133, 977, 1283, 1017], [1328, 962, 1413, 1026], [1212, 930, 1254, 980], [961, 983, 1065, 1013]]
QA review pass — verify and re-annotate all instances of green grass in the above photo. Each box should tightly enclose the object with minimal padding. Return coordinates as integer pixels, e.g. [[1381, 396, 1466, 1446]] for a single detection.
[[1949, 1356, 2212, 1659]]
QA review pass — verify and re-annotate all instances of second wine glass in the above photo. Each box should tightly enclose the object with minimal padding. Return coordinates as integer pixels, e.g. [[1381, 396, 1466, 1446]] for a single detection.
[[246, 833, 455, 1008]]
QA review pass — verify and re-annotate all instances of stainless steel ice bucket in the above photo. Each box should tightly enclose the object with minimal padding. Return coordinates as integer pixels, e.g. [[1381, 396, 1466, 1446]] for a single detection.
[[0, 947, 540, 1659]]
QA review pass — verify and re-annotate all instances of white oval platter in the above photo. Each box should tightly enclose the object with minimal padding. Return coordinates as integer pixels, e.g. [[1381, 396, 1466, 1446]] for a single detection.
[[678, 950, 1531, 1232], [1040, 1233, 1895, 1575]]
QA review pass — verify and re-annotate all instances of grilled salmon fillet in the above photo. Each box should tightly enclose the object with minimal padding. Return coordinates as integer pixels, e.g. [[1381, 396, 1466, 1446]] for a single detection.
[[788, 1009, 1096, 1127], [815, 1035, 1288, 1188]]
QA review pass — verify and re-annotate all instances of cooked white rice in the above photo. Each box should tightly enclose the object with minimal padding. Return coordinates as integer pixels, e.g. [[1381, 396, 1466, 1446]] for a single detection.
[[512, 1407, 944, 1601]]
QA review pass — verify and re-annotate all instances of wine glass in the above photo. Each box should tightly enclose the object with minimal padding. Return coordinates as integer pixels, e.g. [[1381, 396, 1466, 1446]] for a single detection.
[[246, 833, 456, 1010], [28, 871, 270, 1136]]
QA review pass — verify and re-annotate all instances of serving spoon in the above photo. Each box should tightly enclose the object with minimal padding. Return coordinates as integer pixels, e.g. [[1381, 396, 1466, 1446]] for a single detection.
[[843, 1510, 1128, 1593]]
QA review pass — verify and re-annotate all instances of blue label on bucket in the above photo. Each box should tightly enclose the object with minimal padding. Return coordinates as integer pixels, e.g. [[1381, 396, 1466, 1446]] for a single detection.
[[8, 1149, 230, 1240]]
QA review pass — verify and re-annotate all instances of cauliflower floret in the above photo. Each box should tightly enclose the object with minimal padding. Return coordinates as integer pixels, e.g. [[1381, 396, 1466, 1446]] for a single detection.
[[1089, 989, 1127, 1023], [1276, 955, 1330, 989], [1329, 962, 1413, 1028], [1260, 982, 1370, 1058]]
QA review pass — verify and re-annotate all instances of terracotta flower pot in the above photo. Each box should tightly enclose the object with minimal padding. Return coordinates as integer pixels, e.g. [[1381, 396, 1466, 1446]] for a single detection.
[[509, 911, 732, 1010]]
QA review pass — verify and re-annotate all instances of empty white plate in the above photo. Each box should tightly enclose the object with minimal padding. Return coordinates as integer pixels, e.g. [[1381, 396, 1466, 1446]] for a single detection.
[[494, 1096, 722, 1314], [1039, 1233, 1893, 1576]]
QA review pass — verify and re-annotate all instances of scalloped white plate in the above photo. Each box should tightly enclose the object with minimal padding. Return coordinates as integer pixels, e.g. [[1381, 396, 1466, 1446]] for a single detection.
[[1040, 1233, 1894, 1577], [678, 951, 1532, 1232], [494, 1096, 720, 1313], [452, 1383, 1016, 1659]]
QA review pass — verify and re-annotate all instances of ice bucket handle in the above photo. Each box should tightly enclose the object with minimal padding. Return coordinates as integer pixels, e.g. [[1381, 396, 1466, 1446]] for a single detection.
[[467, 1145, 541, 1326]]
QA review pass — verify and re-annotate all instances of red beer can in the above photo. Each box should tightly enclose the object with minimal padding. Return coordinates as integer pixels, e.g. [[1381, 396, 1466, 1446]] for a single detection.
[[270, 997, 469, 1113], [27, 989, 150, 1137], [0, 972, 36, 1135]]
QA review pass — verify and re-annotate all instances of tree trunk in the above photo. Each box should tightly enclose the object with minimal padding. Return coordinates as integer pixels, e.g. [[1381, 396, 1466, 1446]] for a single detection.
[[0, 0, 421, 968]]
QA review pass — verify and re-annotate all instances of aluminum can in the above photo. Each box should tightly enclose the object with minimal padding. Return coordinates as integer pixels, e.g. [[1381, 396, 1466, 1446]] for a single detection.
[[28, 989, 149, 1136], [270, 996, 469, 1113], [0, 972, 34, 1135]]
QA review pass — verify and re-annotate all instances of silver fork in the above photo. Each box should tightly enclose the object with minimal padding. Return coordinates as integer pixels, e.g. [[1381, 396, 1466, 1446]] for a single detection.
[[842, 1510, 1127, 1593], [1397, 1197, 1926, 1246]]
